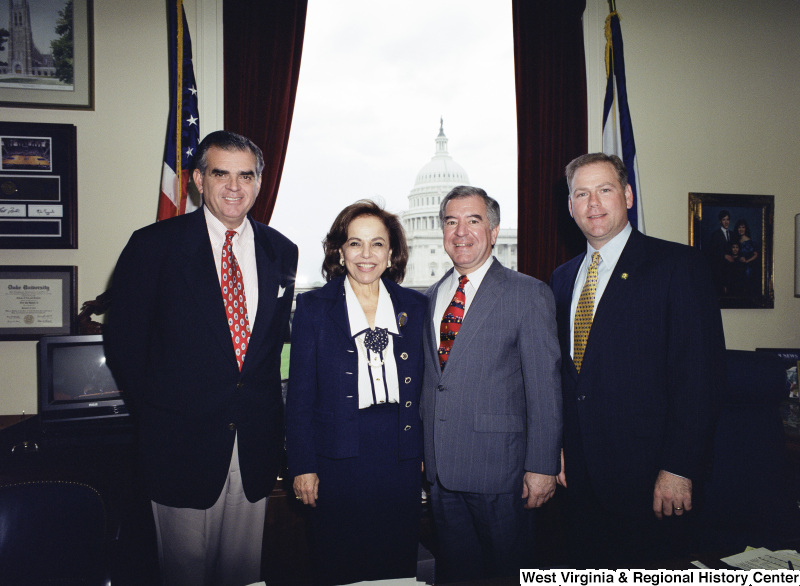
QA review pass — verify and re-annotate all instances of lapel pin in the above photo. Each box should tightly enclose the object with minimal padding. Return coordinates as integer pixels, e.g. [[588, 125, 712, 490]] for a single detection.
[[397, 312, 408, 327], [621, 273, 629, 280]]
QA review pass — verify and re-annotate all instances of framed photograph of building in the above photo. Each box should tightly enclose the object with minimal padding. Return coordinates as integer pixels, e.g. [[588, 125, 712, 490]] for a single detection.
[[0, 121, 77, 248], [689, 192, 774, 308], [0, 0, 94, 109]]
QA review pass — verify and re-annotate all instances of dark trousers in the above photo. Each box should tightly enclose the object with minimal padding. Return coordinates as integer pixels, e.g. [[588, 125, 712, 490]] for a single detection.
[[430, 477, 533, 583], [565, 478, 694, 569], [562, 433, 695, 569]]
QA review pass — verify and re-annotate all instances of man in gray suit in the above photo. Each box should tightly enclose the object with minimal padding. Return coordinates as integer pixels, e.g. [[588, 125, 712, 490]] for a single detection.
[[420, 186, 562, 581]]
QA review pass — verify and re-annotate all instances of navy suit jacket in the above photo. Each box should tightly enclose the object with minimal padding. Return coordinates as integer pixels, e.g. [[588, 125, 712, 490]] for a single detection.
[[105, 207, 297, 509], [284, 276, 426, 478], [550, 229, 725, 515], [420, 259, 562, 494]]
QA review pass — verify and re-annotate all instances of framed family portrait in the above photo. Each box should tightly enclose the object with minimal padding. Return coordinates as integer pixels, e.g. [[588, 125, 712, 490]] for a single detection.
[[0, 121, 78, 249], [0, 265, 77, 340], [0, 0, 94, 109], [689, 192, 774, 309]]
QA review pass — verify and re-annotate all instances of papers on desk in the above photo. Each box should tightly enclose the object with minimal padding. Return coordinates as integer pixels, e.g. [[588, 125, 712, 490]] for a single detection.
[[721, 547, 800, 570]]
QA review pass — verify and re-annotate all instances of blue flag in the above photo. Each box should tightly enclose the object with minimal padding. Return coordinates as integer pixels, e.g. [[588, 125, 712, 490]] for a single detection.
[[602, 10, 644, 232], [158, 0, 200, 221]]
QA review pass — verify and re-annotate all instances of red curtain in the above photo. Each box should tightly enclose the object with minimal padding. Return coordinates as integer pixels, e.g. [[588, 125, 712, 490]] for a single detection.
[[513, 0, 588, 282], [223, 0, 308, 225]]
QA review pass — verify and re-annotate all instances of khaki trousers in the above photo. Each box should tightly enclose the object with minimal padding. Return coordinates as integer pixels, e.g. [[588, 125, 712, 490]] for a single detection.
[[151, 435, 267, 586]]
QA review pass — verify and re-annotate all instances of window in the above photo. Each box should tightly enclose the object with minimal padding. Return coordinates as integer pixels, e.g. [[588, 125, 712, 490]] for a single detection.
[[271, 0, 517, 290]]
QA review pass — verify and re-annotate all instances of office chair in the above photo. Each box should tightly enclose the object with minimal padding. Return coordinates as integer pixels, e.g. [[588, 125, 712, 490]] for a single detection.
[[0, 480, 110, 586]]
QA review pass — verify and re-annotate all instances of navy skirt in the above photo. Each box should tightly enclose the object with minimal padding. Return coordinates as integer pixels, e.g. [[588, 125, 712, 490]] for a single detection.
[[309, 402, 421, 585]]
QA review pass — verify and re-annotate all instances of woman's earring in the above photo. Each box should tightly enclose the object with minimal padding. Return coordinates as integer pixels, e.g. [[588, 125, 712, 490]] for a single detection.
[[387, 260, 391, 268], [339, 256, 345, 266]]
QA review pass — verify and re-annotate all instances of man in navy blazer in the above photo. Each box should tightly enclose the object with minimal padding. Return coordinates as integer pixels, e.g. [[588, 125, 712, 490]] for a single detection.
[[420, 186, 562, 581], [549, 153, 725, 568], [105, 131, 297, 586]]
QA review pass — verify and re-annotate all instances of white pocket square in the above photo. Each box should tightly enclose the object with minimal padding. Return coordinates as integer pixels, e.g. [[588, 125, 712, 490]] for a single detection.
[[277, 286, 286, 298]]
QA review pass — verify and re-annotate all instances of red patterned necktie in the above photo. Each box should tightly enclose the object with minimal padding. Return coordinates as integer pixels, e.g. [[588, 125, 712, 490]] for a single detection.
[[438, 274, 468, 371], [221, 230, 250, 370]]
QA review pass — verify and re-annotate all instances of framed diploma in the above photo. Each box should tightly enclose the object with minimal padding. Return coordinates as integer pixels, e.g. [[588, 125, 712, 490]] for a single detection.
[[0, 122, 78, 249], [0, 265, 76, 340]]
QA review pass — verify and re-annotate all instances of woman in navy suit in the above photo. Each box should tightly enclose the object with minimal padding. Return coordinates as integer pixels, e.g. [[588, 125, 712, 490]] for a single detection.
[[285, 200, 426, 585]]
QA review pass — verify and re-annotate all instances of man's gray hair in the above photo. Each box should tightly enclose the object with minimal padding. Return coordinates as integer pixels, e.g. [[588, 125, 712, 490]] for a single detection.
[[194, 130, 265, 178], [439, 185, 501, 230]]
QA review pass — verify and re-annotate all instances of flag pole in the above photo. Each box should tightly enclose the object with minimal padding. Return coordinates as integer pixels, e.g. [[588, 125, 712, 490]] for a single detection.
[[608, 0, 616, 13]]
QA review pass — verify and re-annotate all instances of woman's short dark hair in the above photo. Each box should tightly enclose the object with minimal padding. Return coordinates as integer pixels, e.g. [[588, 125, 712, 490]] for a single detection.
[[322, 200, 409, 283], [734, 218, 752, 238]]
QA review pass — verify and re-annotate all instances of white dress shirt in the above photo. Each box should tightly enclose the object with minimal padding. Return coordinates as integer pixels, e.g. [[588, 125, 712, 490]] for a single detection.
[[205, 206, 259, 330], [568, 223, 632, 358], [432, 255, 495, 331], [345, 277, 401, 409]]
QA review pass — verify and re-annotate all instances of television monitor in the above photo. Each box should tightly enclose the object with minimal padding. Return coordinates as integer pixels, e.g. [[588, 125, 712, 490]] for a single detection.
[[37, 334, 129, 428]]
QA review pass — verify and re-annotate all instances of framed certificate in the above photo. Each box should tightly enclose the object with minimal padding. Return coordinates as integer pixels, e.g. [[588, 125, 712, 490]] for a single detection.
[[0, 122, 77, 249], [0, 265, 76, 340]]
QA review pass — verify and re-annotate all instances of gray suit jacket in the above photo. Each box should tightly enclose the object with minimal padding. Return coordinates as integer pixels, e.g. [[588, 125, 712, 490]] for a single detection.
[[420, 258, 562, 494]]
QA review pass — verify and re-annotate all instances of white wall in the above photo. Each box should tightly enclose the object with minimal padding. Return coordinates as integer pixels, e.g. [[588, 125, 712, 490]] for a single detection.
[[1, 0, 798, 414]]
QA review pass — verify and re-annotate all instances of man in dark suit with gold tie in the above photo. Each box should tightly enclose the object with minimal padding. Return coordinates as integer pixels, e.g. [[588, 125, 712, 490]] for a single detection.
[[105, 131, 297, 586], [550, 153, 726, 568]]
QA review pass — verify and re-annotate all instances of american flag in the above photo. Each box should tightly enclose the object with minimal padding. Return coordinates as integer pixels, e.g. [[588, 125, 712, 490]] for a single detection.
[[602, 9, 644, 233], [158, 0, 200, 221]]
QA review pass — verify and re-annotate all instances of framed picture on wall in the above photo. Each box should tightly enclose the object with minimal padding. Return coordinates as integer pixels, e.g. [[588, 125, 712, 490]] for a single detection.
[[0, 0, 94, 110], [0, 122, 77, 248], [0, 265, 77, 340], [689, 192, 774, 309]]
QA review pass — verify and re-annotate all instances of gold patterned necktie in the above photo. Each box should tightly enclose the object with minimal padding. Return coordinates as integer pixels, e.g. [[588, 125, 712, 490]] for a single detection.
[[573, 251, 600, 373]]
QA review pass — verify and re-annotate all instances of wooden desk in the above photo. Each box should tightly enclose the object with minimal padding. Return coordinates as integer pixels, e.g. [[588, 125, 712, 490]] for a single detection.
[[0, 414, 34, 431]]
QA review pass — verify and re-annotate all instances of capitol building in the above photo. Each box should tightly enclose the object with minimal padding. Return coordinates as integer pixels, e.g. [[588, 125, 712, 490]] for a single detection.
[[401, 120, 518, 288]]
